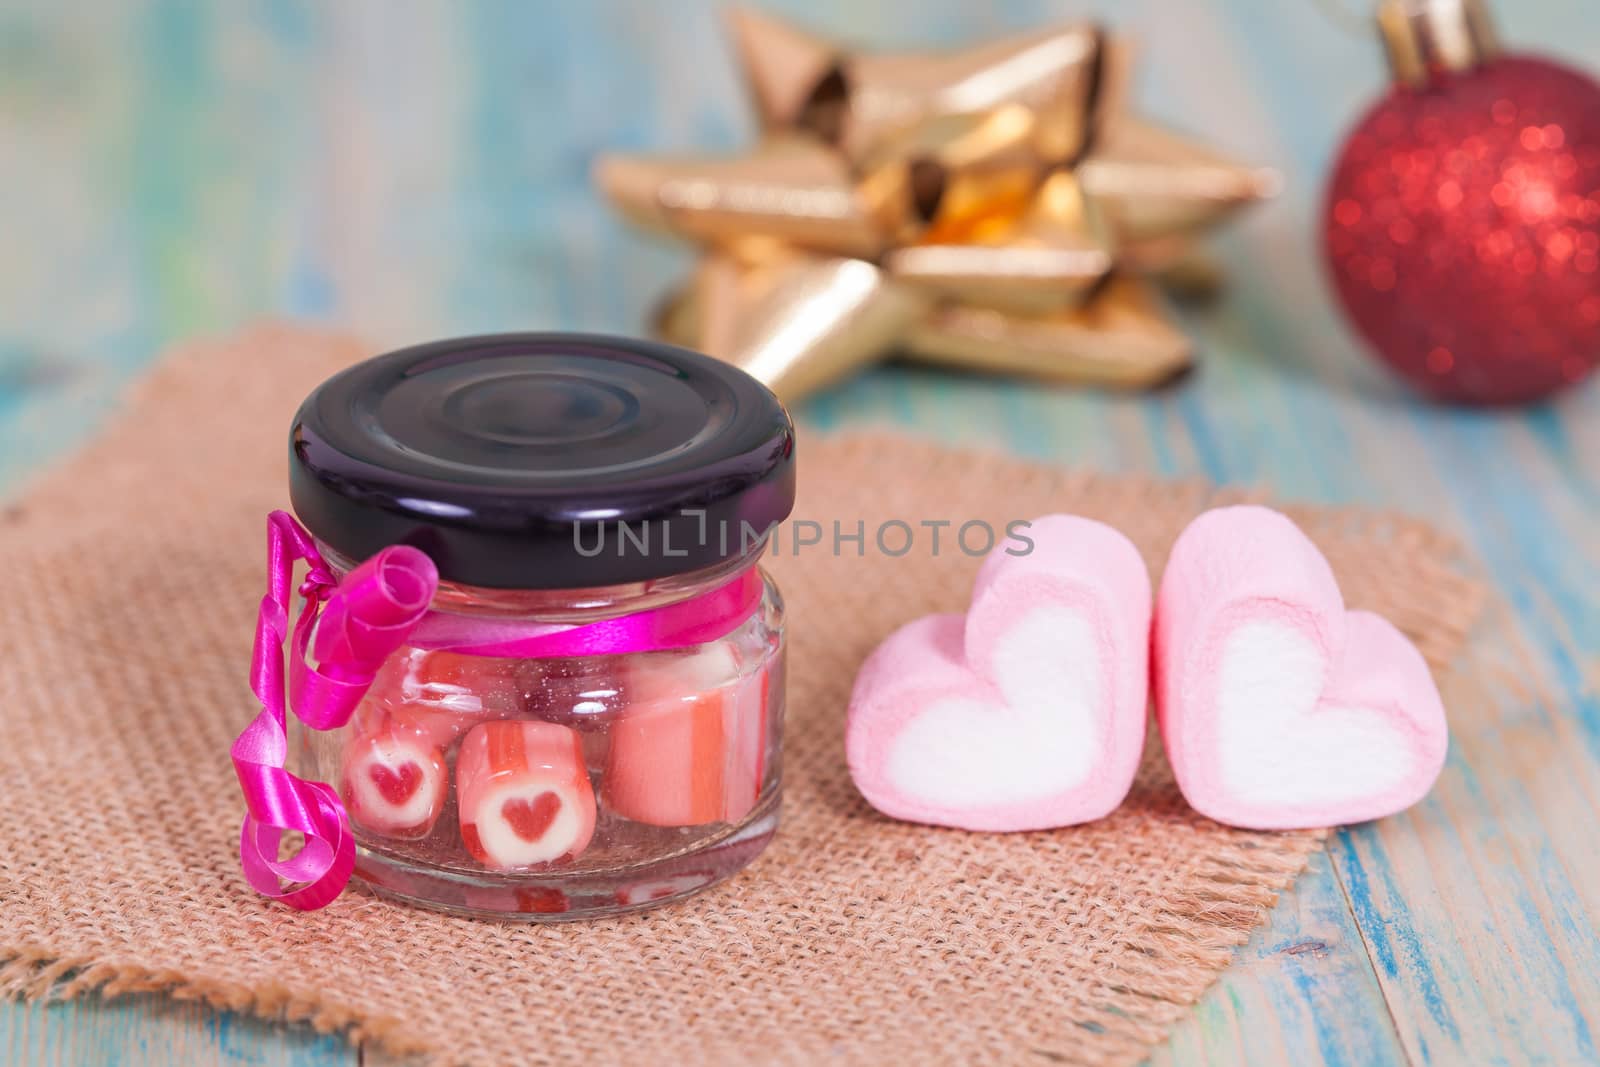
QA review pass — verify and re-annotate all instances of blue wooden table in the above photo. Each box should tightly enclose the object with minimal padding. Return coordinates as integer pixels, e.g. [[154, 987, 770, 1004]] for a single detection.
[[2, 2, 1597, 1064]]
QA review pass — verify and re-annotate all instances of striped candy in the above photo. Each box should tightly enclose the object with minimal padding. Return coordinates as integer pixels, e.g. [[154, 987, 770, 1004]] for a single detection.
[[602, 646, 769, 827], [339, 711, 450, 839], [456, 720, 597, 869]]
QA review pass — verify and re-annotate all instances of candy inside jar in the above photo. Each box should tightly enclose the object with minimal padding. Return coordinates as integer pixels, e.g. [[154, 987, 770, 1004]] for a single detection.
[[305, 597, 784, 916], [264, 332, 795, 919]]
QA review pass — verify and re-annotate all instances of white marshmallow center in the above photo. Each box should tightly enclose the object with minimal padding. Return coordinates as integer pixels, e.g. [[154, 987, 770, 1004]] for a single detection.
[[1215, 621, 1415, 806], [884, 604, 1102, 809]]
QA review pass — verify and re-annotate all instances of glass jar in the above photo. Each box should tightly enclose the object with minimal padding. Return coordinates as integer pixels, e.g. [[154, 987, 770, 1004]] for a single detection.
[[278, 333, 795, 919]]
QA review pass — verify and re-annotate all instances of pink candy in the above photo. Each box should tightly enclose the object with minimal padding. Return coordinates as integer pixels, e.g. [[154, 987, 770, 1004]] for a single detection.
[[340, 712, 449, 839], [603, 646, 768, 827], [847, 515, 1151, 831], [846, 507, 1449, 832], [456, 720, 597, 869], [1155, 506, 1448, 829]]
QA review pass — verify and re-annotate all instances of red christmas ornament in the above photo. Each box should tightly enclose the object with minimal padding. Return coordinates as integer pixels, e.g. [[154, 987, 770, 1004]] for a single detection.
[[1323, 0, 1600, 404]]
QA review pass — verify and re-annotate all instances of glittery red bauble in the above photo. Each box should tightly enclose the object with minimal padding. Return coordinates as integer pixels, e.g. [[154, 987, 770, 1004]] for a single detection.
[[1324, 56, 1600, 404]]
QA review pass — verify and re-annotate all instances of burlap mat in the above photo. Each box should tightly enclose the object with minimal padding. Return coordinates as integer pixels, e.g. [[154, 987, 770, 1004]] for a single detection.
[[0, 327, 1483, 1066]]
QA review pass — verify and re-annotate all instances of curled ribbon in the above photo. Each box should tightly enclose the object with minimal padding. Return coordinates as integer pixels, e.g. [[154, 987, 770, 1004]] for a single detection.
[[230, 512, 438, 910], [231, 510, 767, 909]]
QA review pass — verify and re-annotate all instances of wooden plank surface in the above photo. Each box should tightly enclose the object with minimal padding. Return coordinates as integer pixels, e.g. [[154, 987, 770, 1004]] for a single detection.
[[0, 2, 1595, 1065]]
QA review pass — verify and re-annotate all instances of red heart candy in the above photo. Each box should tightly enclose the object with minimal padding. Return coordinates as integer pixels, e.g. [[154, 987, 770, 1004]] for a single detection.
[[368, 761, 423, 806], [502, 792, 562, 842]]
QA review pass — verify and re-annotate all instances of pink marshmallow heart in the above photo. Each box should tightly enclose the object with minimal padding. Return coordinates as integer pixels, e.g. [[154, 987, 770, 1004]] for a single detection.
[[846, 514, 1151, 831], [1154, 505, 1448, 830]]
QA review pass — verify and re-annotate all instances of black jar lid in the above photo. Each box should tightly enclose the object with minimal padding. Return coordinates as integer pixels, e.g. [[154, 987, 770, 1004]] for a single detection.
[[290, 333, 796, 589]]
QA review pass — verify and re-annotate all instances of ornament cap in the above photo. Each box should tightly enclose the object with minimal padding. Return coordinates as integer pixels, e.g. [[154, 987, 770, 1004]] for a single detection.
[[1377, 0, 1499, 88]]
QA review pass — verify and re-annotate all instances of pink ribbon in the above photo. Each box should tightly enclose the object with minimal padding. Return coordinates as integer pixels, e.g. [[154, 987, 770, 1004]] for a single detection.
[[231, 510, 764, 910], [231, 512, 438, 910], [405, 569, 763, 657]]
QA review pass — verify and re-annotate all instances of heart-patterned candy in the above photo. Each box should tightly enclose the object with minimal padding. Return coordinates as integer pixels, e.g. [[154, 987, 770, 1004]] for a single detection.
[[502, 792, 564, 842], [456, 720, 596, 869], [1154, 506, 1448, 830], [340, 712, 449, 839], [370, 761, 423, 806], [846, 514, 1151, 831]]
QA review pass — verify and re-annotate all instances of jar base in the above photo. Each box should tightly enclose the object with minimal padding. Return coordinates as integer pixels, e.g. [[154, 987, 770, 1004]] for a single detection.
[[349, 788, 781, 920]]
